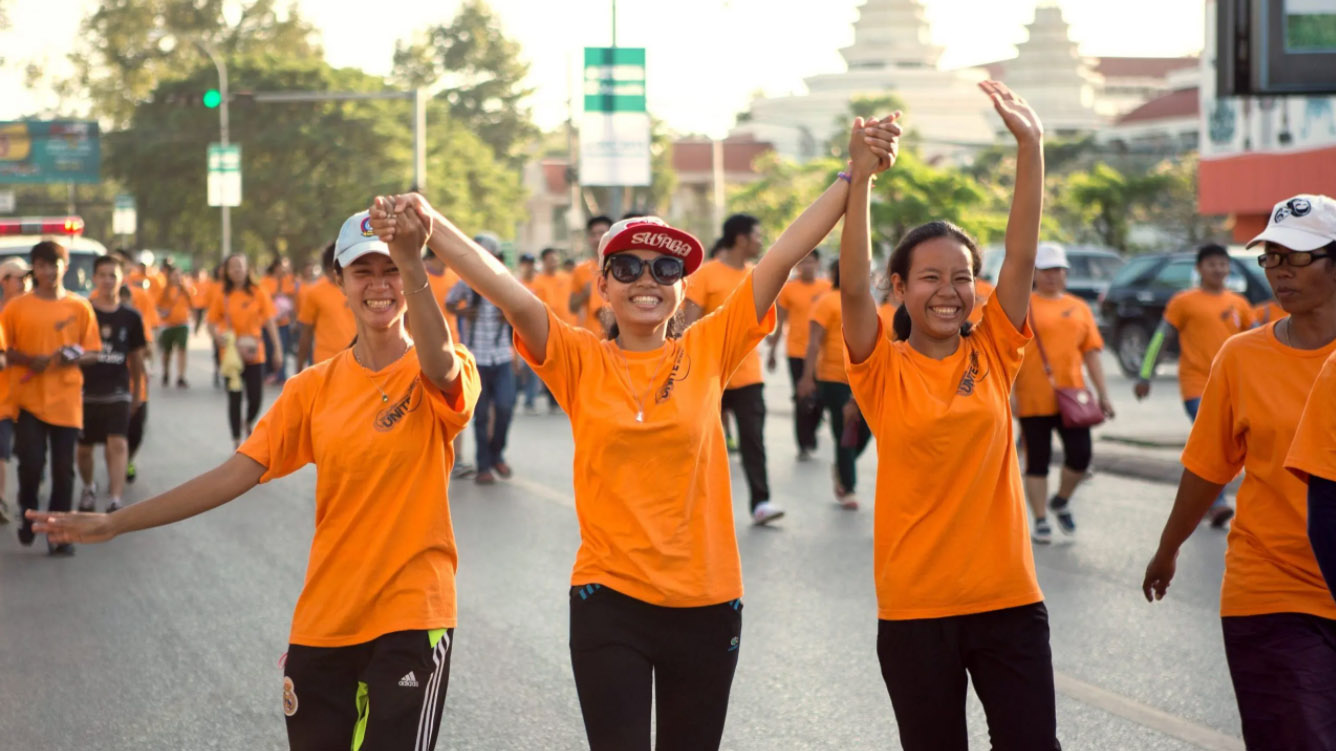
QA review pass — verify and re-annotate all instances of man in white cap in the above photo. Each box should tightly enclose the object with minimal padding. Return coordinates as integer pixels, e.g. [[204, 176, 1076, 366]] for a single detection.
[[0, 257, 31, 524]]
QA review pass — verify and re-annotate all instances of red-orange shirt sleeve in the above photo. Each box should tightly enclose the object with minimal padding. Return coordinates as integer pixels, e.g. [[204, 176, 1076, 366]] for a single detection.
[[420, 345, 481, 431], [240, 374, 316, 481], [690, 270, 776, 386], [1181, 354, 1245, 486], [1286, 352, 1336, 483]]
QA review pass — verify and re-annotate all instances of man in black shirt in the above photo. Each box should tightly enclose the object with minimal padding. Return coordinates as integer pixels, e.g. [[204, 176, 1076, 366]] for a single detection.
[[78, 256, 146, 513]]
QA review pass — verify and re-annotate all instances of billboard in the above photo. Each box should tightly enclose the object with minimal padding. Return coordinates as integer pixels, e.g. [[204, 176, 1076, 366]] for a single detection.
[[580, 47, 651, 187], [0, 121, 100, 184]]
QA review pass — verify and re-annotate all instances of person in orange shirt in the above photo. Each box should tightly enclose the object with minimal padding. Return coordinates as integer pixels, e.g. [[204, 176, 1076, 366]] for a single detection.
[[1013, 243, 1115, 543], [1252, 298, 1287, 327], [683, 213, 784, 525], [768, 250, 830, 460], [842, 84, 1058, 749], [369, 116, 899, 751], [156, 262, 194, 388], [798, 258, 868, 507], [31, 206, 478, 749], [208, 254, 281, 449], [296, 242, 357, 368], [532, 248, 576, 325], [1288, 349, 1336, 601], [125, 251, 165, 300], [569, 215, 614, 335], [1143, 193, 1336, 749], [191, 267, 216, 334], [262, 257, 300, 385], [2, 241, 101, 554], [0, 257, 32, 525], [1136, 243, 1254, 527]]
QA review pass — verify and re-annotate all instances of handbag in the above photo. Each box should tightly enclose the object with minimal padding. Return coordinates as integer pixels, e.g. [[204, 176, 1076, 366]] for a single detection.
[[1031, 317, 1105, 429]]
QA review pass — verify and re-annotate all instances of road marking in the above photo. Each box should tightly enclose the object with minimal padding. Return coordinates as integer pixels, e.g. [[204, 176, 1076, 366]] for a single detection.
[[1054, 671, 1244, 750]]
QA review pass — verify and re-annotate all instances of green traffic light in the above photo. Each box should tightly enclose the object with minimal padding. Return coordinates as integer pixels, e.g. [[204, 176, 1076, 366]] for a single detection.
[[203, 89, 222, 108]]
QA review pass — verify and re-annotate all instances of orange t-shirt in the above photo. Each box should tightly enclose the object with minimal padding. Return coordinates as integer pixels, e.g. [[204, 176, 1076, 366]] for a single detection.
[[0, 292, 101, 428], [128, 271, 164, 300], [0, 322, 10, 420], [207, 286, 276, 364], [1014, 293, 1104, 417], [569, 259, 607, 332], [261, 275, 299, 327], [128, 285, 160, 342], [191, 278, 218, 312], [240, 347, 480, 646], [1287, 350, 1336, 484], [425, 269, 463, 343], [685, 259, 762, 389], [530, 271, 577, 325], [1181, 325, 1336, 619], [968, 279, 996, 325], [517, 271, 776, 606], [847, 297, 1041, 620], [808, 290, 847, 383], [776, 277, 832, 359], [1252, 300, 1288, 327], [295, 278, 356, 364], [157, 285, 193, 327], [877, 302, 898, 341], [1164, 288, 1254, 401]]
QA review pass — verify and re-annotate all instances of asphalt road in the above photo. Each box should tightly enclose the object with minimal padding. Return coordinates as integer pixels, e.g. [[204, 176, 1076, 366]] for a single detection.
[[0, 344, 1239, 750]]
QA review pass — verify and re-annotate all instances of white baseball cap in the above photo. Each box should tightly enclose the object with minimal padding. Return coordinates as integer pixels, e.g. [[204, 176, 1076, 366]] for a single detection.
[[334, 211, 391, 268], [1035, 242, 1069, 270], [1247, 194, 1336, 251]]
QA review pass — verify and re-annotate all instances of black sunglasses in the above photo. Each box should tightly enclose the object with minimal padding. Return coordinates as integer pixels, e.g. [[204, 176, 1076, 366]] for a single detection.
[[1257, 248, 1335, 269], [603, 254, 685, 285]]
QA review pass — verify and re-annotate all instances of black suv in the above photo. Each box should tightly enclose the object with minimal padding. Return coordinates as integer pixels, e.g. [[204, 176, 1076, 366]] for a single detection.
[[981, 244, 1125, 312], [1098, 250, 1275, 377]]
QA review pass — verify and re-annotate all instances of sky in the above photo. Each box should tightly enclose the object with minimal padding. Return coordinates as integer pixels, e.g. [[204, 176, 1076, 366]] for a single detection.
[[1, 0, 1207, 137]]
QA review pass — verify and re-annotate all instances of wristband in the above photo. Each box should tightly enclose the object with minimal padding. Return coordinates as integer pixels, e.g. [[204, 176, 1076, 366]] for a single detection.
[[837, 171, 852, 183], [404, 279, 433, 296]]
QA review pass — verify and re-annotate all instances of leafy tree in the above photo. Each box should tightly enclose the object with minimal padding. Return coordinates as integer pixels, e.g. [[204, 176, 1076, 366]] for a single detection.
[[390, 0, 537, 162], [728, 152, 844, 246], [1052, 162, 1174, 251]]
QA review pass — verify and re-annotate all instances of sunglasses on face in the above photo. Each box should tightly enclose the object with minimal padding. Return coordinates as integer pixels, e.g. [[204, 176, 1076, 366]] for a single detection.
[[603, 254, 685, 285], [1257, 248, 1335, 269]]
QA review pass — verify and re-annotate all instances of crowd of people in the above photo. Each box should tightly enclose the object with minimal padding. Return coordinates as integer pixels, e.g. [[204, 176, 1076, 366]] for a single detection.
[[4, 79, 1336, 751]]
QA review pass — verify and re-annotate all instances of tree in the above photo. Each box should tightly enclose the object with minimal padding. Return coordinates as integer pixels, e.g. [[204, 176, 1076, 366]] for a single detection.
[[1053, 162, 1174, 251], [728, 152, 845, 247], [54, 0, 320, 128], [390, 0, 537, 162]]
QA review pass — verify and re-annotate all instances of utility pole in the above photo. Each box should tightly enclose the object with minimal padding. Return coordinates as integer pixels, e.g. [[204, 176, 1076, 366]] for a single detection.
[[194, 40, 231, 261]]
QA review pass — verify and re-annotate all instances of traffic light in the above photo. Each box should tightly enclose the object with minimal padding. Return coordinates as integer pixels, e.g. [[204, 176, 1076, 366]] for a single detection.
[[202, 89, 222, 108]]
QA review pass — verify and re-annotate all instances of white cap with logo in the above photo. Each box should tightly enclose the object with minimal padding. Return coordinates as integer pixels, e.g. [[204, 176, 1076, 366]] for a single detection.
[[1034, 242, 1069, 270], [335, 211, 391, 268], [1247, 194, 1336, 251]]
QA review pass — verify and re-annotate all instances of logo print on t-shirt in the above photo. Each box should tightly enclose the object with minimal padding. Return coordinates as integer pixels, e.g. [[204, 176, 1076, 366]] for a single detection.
[[655, 347, 690, 404], [53, 315, 77, 332], [374, 378, 425, 432], [1222, 308, 1241, 328], [956, 350, 989, 397]]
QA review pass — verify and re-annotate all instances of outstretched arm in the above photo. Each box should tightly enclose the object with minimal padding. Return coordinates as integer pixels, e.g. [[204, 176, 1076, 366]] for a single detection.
[[753, 117, 901, 322], [1135, 320, 1177, 399], [379, 197, 462, 395], [841, 115, 901, 364], [982, 81, 1045, 332], [27, 454, 265, 545], [373, 194, 552, 362]]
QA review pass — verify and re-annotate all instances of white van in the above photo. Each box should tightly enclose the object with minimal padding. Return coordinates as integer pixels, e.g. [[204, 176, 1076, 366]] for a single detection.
[[0, 217, 108, 296]]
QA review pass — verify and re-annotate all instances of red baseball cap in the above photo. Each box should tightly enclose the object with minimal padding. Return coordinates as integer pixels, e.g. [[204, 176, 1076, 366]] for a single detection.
[[598, 217, 705, 276]]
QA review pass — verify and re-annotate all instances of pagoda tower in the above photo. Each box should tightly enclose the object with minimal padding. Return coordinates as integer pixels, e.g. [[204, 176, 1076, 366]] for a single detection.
[[1000, 2, 1102, 135], [840, 0, 943, 71]]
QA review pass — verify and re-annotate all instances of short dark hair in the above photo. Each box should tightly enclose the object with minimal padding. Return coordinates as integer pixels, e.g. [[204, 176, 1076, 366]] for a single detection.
[[803, 248, 822, 262], [30, 241, 69, 265], [621, 212, 645, 221], [587, 215, 613, 231], [1196, 243, 1229, 265], [828, 257, 841, 290], [321, 242, 337, 272], [540, 247, 560, 260], [519, 253, 536, 264], [887, 221, 982, 342], [721, 214, 760, 248], [93, 255, 123, 274]]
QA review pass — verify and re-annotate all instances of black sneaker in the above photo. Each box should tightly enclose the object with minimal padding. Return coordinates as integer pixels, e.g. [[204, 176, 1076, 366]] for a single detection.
[[18, 524, 34, 547], [1049, 495, 1076, 535], [47, 542, 75, 556]]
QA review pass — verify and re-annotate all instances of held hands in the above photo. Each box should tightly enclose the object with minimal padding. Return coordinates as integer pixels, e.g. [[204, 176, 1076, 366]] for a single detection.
[[1141, 549, 1178, 602], [25, 509, 117, 545], [369, 193, 438, 245], [374, 196, 433, 263], [980, 80, 1043, 147], [849, 113, 903, 179]]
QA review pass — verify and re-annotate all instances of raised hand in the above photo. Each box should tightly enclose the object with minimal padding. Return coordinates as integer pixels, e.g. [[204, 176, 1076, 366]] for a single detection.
[[849, 114, 902, 177], [980, 81, 1043, 146], [381, 196, 432, 263], [26, 509, 117, 545]]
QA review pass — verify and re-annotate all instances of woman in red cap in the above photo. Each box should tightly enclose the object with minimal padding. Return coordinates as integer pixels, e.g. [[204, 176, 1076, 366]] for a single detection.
[[369, 117, 900, 751]]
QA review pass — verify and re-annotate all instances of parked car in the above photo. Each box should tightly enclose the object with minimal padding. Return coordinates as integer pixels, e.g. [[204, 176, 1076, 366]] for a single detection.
[[0, 216, 106, 296], [1098, 248, 1275, 378], [981, 243, 1124, 324]]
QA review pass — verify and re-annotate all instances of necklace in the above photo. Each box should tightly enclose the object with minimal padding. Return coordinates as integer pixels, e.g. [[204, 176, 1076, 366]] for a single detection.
[[352, 345, 407, 403], [614, 338, 674, 423]]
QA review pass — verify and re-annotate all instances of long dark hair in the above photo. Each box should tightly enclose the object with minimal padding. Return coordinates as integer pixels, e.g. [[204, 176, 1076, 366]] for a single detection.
[[887, 221, 982, 342], [222, 253, 257, 295], [828, 257, 840, 290]]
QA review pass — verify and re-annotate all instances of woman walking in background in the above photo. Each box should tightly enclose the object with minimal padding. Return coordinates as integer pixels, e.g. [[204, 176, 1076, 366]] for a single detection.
[[156, 263, 194, 388], [208, 254, 279, 449]]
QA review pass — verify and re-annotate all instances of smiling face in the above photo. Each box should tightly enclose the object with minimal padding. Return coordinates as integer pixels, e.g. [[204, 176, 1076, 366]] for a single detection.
[[31, 257, 65, 293], [597, 250, 686, 334], [1265, 242, 1336, 315], [892, 236, 977, 341], [1198, 254, 1231, 290], [338, 253, 404, 330]]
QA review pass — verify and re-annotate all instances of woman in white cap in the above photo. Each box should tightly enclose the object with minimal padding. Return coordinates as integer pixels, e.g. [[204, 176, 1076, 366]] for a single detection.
[[1144, 193, 1336, 749], [0, 257, 31, 524], [1012, 241, 1115, 543], [29, 203, 480, 751], [369, 117, 900, 751]]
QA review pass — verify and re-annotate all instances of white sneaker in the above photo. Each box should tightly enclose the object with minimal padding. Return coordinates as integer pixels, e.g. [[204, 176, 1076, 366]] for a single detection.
[[1031, 518, 1053, 545], [78, 486, 96, 513], [752, 502, 785, 526]]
